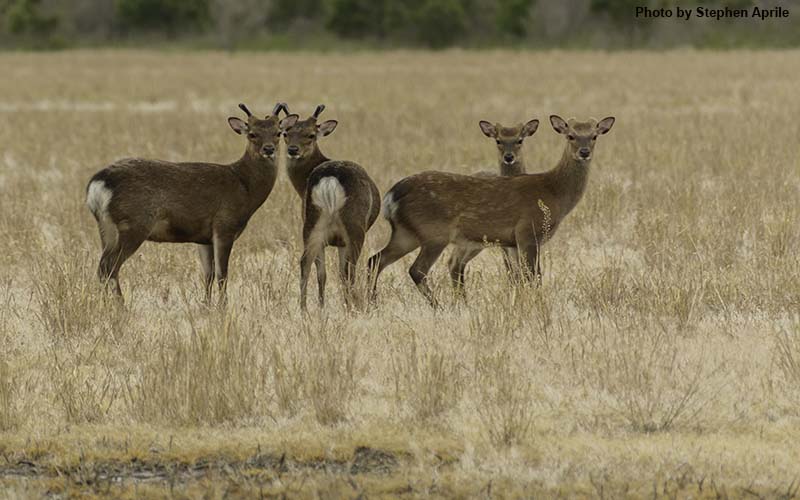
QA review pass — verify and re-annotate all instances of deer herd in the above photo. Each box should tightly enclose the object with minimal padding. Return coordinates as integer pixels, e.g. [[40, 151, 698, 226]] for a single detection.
[[86, 102, 615, 311]]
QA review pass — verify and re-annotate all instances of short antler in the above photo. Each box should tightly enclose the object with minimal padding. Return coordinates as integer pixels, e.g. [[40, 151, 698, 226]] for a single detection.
[[272, 102, 288, 117], [238, 103, 253, 117], [313, 104, 325, 119]]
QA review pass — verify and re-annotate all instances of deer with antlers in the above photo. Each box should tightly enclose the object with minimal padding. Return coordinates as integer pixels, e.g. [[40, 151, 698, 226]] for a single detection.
[[85, 102, 287, 304], [279, 105, 380, 311]]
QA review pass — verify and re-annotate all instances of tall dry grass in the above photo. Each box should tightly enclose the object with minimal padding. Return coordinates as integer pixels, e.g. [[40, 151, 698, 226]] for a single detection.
[[0, 49, 799, 494]]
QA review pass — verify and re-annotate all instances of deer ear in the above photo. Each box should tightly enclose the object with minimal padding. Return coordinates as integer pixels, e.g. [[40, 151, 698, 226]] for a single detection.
[[549, 115, 569, 135], [318, 120, 338, 137], [279, 114, 299, 131], [521, 119, 539, 137], [228, 117, 249, 135], [478, 121, 497, 138], [596, 116, 615, 135]]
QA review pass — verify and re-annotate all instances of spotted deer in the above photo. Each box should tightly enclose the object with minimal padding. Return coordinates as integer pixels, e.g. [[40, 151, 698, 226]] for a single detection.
[[447, 118, 539, 293], [279, 104, 380, 311], [85, 102, 287, 303], [368, 115, 615, 306]]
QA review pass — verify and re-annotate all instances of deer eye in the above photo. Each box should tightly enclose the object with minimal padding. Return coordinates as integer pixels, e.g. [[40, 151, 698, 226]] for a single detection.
[[247, 132, 257, 140], [567, 134, 575, 141], [495, 139, 501, 145], [307, 134, 316, 139], [516, 139, 524, 145]]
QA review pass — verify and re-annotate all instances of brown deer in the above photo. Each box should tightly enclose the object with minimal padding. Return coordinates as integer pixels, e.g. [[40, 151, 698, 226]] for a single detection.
[[368, 115, 615, 306], [85, 102, 287, 303], [279, 104, 380, 311], [447, 118, 539, 293]]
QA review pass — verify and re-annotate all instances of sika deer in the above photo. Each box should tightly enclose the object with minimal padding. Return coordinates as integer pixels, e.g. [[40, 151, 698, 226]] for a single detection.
[[447, 118, 539, 293], [86, 102, 287, 303], [368, 115, 615, 306], [279, 105, 380, 311]]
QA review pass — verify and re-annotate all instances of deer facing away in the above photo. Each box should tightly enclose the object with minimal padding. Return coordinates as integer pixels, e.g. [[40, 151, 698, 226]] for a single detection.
[[279, 105, 380, 311], [447, 118, 539, 293], [368, 115, 615, 306], [85, 102, 287, 303]]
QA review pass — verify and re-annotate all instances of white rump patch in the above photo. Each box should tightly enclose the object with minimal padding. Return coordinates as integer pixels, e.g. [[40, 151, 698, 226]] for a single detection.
[[305, 177, 348, 258], [86, 180, 112, 216], [86, 180, 118, 249], [311, 177, 347, 215], [382, 191, 398, 221]]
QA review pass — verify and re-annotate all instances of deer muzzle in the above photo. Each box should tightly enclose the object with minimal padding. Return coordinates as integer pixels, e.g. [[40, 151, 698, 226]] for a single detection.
[[261, 145, 276, 158]]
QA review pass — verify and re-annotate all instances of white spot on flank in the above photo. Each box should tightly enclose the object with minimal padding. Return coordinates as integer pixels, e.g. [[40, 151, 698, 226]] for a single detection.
[[311, 177, 347, 215], [382, 192, 398, 221]]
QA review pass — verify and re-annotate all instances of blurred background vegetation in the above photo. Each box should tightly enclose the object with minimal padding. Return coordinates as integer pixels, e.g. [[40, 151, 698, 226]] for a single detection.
[[0, 0, 798, 50]]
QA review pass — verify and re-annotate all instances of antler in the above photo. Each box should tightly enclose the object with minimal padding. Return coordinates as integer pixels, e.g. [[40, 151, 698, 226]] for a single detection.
[[312, 104, 325, 119], [272, 102, 288, 117], [238, 103, 253, 117]]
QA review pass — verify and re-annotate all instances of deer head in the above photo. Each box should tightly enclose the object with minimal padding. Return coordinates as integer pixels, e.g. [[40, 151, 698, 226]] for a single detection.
[[549, 115, 615, 162], [479, 119, 539, 166], [279, 104, 338, 160], [228, 102, 288, 160]]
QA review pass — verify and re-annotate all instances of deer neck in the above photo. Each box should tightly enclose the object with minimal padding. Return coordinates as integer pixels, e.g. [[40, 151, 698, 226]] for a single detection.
[[287, 147, 329, 198], [232, 151, 278, 210], [499, 153, 526, 176], [548, 148, 591, 216]]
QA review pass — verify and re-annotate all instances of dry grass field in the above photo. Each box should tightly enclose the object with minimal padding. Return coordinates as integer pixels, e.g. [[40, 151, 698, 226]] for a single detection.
[[0, 49, 799, 498]]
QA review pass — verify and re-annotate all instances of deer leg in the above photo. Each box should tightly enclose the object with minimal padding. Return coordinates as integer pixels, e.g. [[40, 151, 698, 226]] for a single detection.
[[447, 247, 467, 290], [338, 247, 353, 307], [315, 249, 327, 307], [300, 208, 329, 312], [338, 247, 349, 284], [98, 246, 122, 296], [367, 224, 418, 302], [198, 244, 214, 303], [339, 230, 365, 310], [98, 229, 146, 301], [94, 211, 121, 296], [514, 226, 542, 285], [338, 245, 362, 310], [448, 246, 482, 298], [516, 242, 542, 285], [299, 248, 320, 313], [526, 246, 542, 285], [213, 233, 235, 306], [502, 247, 521, 283], [409, 242, 447, 308]]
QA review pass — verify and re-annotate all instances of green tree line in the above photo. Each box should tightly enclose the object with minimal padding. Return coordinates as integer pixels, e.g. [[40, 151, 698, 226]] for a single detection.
[[1, 0, 797, 49], [0, 0, 537, 47]]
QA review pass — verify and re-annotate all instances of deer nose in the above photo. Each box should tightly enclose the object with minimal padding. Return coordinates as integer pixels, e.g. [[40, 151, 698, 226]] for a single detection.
[[287, 145, 300, 156], [503, 153, 515, 164], [579, 148, 591, 159], [262, 145, 275, 156]]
